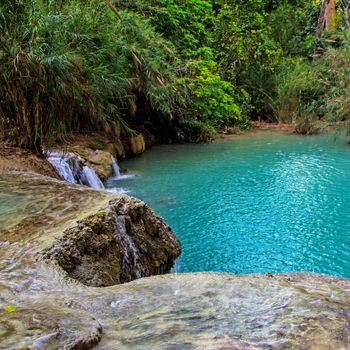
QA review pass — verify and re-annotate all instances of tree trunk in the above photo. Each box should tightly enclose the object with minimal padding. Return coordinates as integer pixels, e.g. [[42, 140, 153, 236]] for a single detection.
[[341, 0, 350, 28], [317, 0, 337, 36]]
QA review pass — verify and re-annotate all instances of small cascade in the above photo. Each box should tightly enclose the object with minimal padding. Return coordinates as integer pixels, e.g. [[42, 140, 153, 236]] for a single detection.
[[115, 215, 143, 280], [48, 151, 105, 190], [111, 155, 121, 178], [48, 151, 131, 192], [81, 166, 105, 190], [110, 155, 135, 180], [47, 152, 77, 184]]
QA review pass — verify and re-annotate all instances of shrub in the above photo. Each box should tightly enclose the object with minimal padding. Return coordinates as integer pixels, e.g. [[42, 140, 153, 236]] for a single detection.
[[0, 0, 184, 152], [274, 31, 350, 126]]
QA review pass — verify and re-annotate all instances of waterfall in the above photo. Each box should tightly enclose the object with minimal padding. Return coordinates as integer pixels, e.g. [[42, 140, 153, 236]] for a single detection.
[[115, 215, 143, 280], [48, 151, 132, 192], [81, 166, 105, 190], [110, 155, 135, 180], [47, 151, 77, 184], [111, 155, 121, 178], [47, 151, 105, 190]]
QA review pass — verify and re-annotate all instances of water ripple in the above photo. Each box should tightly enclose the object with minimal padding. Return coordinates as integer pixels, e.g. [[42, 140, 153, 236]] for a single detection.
[[110, 132, 350, 278]]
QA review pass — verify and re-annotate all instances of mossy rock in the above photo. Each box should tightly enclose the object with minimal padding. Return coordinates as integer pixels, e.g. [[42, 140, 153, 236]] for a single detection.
[[129, 134, 146, 155]]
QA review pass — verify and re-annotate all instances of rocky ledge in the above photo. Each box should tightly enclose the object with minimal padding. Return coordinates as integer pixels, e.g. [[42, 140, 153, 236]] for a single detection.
[[0, 171, 181, 285], [0, 172, 349, 349], [41, 196, 180, 286]]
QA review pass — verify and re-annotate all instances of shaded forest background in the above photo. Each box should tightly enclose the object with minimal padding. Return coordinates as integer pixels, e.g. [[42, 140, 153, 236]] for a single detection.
[[1, 0, 350, 152]]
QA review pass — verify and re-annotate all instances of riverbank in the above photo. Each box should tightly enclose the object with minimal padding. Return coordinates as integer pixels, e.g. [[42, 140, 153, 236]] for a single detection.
[[0, 127, 151, 185], [0, 121, 348, 188], [221, 120, 350, 139], [0, 146, 59, 178]]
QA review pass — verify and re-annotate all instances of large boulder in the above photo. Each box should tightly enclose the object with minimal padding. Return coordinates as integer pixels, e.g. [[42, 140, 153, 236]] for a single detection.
[[40, 196, 181, 286], [0, 171, 181, 286], [84, 149, 113, 181]]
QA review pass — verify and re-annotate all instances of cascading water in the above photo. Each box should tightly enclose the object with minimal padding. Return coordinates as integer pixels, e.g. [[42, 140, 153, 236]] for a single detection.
[[47, 151, 105, 190], [48, 151, 133, 192], [105, 155, 134, 194], [47, 151, 78, 184], [110, 155, 134, 180], [115, 215, 143, 280], [111, 155, 121, 178], [81, 166, 105, 190]]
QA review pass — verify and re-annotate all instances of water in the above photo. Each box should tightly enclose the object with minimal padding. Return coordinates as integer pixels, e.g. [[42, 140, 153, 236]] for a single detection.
[[111, 155, 122, 178], [48, 151, 106, 189], [48, 151, 132, 192], [47, 151, 99, 187], [114, 214, 143, 279], [48, 151, 106, 190], [81, 165, 105, 189], [110, 155, 135, 181], [106, 155, 134, 193], [108, 131, 350, 278], [47, 151, 78, 184]]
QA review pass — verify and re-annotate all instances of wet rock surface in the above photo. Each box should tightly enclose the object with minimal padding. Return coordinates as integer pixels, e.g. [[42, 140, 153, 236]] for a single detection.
[[0, 172, 349, 349], [1, 307, 102, 350], [0, 172, 181, 349], [75, 148, 113, 181], [93, 272, 350, 350], [41, 196, 181, 286], [0, 147, 59, 179]]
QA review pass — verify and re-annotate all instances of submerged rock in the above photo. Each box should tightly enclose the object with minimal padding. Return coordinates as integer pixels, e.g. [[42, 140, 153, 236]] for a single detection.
[[1, 307, 102, 350], [0, 171, 349, 349], [93, 272, 350, 350], [2, 271, 350, 349]]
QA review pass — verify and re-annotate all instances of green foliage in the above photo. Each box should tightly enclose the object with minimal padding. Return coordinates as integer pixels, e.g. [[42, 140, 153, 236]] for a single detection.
[[213, 0, 349, 126], [119, 0, 246, 140], [268, 1, 320, 56], [273, 58, 321, 122], [273, 32, 350, 126], [176, 119, 217, 143], [215, 1, 281, 79], [2, 0, 349, 149], [181, 48, 245, 127], [1, 0, 252, 149], [119, 0, 214, 55], [0, 0, 185, 151], [213, 0, 282, 118]]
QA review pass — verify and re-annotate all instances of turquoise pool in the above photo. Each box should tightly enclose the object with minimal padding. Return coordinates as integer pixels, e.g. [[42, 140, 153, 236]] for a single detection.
[[108, 131, 350, 277]]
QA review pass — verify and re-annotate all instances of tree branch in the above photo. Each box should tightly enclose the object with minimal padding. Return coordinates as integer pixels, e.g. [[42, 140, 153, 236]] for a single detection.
[[105, 0, 122, 20]]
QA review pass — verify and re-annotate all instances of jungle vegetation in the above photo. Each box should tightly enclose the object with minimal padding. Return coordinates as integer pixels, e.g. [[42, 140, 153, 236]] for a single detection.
[[0, 0, 349, 152]]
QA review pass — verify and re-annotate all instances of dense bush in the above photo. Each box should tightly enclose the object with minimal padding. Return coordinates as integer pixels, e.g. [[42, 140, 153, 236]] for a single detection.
[[0, 0, 188, 151], [1, 0, 349, 151], [119, 0, 247, 138], [273, 31, 350, 126], [0, 0, 248, 151]]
